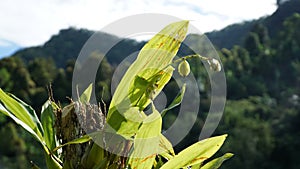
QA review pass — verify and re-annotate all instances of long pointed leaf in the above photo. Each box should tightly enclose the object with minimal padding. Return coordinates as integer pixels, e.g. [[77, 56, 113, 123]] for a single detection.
[[52, 135, 92, 152], [85, 143, 106, 169], [41, 100, 57, 152], [79, 83, 93, 103], [200, 153, 234, 169], [0, 103, 46, 149], [159, 134, 175, 160], [128, 104, 162, 169], [161, 83, 186, 117], [9, 93, 44, 135], [0, 89, 62, 168], [106, 106, 146, 139], [107, 21, 189, 137], [44, 153, 63, 169], [109, 20, 188, 109], [160, 135, 227, 169], [0, 89, 46, 150]]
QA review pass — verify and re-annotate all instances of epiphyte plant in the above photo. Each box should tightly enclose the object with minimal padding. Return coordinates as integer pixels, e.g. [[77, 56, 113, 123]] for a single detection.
[[0, 20, 231, 169]]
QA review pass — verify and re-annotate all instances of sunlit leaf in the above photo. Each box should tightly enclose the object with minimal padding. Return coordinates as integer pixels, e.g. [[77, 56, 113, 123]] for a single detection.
[[106, 21, 189, 138], [0, 89, 45, 150], [159, 134, 175, 160], [0, 89, 62, 168], [128, 104, 162, 169], [200, 153, 233, 169], [9, 93, 44, 134], [109, 20, 188, 109], [52, 135, 92, 152], [160, 135, 227, 169], [106, 106, 146, 139], [41, 100, 57, 152], [80, 83, 93, 103]]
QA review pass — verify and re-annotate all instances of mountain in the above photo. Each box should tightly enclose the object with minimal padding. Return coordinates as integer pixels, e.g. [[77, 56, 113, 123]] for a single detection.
[[206, 0, 300, 49], [12, 28, 93, 67], [205, 20, 257, 49], [12, 28, 144, 68], [264, 0, 300, 36], [8, 0, 299, 67]]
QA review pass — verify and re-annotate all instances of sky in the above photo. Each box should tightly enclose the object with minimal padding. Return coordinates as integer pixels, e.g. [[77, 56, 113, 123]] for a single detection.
[[0, 0, 277, 57]]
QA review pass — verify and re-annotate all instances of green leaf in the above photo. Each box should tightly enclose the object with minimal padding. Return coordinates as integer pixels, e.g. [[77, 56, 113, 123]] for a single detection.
[[159, 134, 175, 160], [128, 67, 174, 110], [106, 106, 146, 139], [0, 89, 46, 151], [85, 144, 106, 169], [200, 153, 234, 169], [80, 83, 93, 103], [92, 157, 108, 169], [160, 135, 227, 169], [0, 90, 62, 169], [41, 100, 57, 152], [153, 155, 164, 169], [52, 135, 92, 152], [106, 21, 189, 137], [0, 104, 61, 168], [0, 103, 41, 142], [128, 104, 162, 169], [109, 20, 188, 109], [161, 83, 186, 117], [9, 93, 44, 135], [44, 153, 63, 169]]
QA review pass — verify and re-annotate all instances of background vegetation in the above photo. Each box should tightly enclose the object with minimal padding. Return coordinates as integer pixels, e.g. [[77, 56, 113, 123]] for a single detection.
[[0, 0, 300, 168]]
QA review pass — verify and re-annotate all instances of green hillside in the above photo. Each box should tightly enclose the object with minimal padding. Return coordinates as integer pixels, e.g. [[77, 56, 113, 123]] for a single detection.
[[206, 0, 300, 49], [13, 28, 144, 67]]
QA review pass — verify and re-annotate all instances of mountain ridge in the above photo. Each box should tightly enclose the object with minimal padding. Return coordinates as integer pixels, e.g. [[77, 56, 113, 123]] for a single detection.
[[6, 0, 300, 67], [206, 0, 300, 49]]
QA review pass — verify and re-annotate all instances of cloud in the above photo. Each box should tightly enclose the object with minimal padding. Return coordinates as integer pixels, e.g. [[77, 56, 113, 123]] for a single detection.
[[0, 0, 277, 47], [0, 39, 20, 58], [0, 39, 14, 47]]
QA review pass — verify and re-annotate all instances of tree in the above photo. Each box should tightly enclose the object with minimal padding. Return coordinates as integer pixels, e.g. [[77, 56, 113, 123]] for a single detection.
[[217, 98, 274, 169], [244, 32, 263, 57], [0, 68, 13, 91], [0, 57, 35, 103], [0, 123, 28, 169], [28, 57, 57, 87]]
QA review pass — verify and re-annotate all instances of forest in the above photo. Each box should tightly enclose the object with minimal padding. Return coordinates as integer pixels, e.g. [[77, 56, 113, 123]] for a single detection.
[[0, 0, 300, 168]]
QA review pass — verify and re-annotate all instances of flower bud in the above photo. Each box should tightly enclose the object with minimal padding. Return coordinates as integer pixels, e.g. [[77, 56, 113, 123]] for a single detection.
[[178, 60, 190, 77], [208, 58, 221, 72]]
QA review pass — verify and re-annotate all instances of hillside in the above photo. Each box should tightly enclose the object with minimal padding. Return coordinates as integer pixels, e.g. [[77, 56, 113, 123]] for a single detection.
[[206, 0, 300, 49], [13, 28, 144, 67], [9, 0, 300, 66]]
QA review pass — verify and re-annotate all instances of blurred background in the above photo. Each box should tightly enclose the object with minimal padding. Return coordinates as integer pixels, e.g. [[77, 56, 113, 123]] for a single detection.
[[0, 0, 299, 168]]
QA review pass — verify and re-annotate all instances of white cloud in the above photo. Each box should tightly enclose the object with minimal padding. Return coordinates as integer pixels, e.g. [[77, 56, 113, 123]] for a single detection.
[[0, 0, 277, 47], [0, 39, 14, 47]]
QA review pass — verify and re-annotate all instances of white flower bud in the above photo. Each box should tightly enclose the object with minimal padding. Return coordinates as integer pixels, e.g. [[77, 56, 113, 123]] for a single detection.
[[178, 60, 190, 77], [208, 58, 221, 72]]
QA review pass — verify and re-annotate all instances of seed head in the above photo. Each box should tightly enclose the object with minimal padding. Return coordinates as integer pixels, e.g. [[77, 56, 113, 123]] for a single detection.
[[207, 58, 221, 72]]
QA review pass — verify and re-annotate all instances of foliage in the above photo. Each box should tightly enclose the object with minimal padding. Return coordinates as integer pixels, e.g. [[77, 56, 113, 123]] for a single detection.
[[0, 21, 232, 169]]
